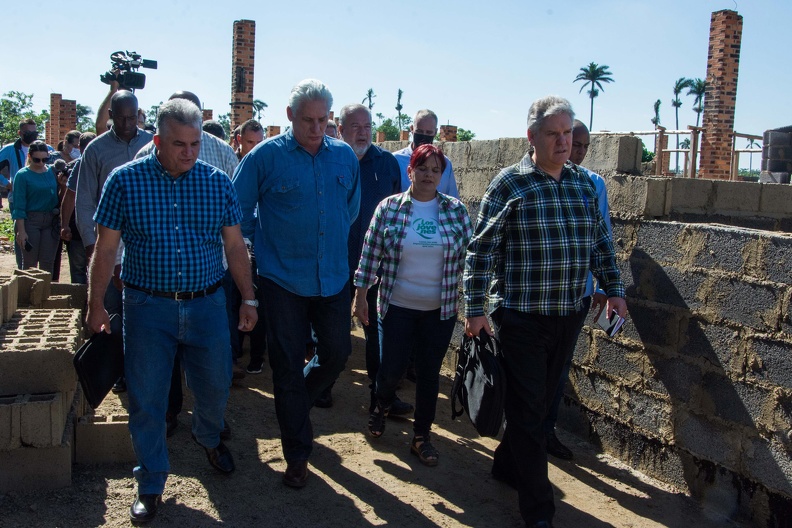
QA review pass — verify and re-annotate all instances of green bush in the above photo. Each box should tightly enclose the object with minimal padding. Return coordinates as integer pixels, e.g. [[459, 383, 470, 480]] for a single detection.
[[0, 215, 14, 243]]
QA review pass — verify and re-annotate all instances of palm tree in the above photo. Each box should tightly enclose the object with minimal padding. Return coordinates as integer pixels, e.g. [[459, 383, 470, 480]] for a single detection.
[[573, 62, 614, 131], [362, 89, 376, 111], [686, 78, 707, 127], [395, 89, 404, 131], [252, 99, 268, 121], [747, 138, 760, 175], [671, 77, 693, 173], [651, 99, 661, 127]]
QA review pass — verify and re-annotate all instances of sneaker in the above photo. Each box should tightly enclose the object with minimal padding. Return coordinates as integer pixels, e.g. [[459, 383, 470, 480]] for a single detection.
[[246, 360, 263, 374]]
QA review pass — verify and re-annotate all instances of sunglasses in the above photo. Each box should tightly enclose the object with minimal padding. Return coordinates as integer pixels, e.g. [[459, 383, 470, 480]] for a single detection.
[[31, 156, 48, 163]]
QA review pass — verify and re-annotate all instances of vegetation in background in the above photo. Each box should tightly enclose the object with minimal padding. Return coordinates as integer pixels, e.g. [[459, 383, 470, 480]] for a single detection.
[[0, 92, 50, 146], [574, 62, 614, 131], [0, 216, 14, 243]]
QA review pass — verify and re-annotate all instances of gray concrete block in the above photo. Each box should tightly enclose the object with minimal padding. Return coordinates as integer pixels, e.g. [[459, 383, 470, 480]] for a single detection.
[[567, 367, 621, 417], [49, 282, 88, 310], [762, 235, 792, 286], [621, 386, 673, 439], [13, 268, 51, 304], [440, 140, 469, 171], [622, 300, 683, 349], [456, 169, 497, 204], [691, 374, 769, 428], [643, 352, 703, 404], [745, 336, 792, 390], [668, 178, 714, 215], [673, 409, 742, 469], [759, 171, 790, 184], [74, 414, 136, 464], [0, 275, 19, 323], [0, 395, 21, 450], [496, 137, 528, 167], [589, 335, 647, 384], [623, 258, 706, 310], [466, 139, 501, 170], [632, 221, 687, 264], [19, 393, 64, 448], [585, 135, 643, 174], [572, 326, 593, 366], [0, 443, 71, 493], [711, 180, 762, 215], [764, 130, 791, 147], [740, 436, 792, 497], [710, 276, 780, 331], [606, 176, 669, 219], [678, 318, 740, 372]]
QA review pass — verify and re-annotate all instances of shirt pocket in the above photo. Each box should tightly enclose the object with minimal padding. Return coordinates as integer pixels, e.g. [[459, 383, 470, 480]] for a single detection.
[[268, 177, 303, 212], [335, 172, 353, 210]]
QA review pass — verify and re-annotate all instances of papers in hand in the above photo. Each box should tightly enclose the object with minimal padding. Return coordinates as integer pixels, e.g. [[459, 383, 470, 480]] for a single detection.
[[596, 308, 626, 337]]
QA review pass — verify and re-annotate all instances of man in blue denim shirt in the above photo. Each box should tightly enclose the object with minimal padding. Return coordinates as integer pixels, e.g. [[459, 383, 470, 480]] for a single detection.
[[233, 78, 360, 489]]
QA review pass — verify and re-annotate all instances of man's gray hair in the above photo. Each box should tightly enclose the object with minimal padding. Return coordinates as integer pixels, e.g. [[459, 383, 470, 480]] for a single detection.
[[526, 96, 575, 134], [413, 109, 438, 128], [288, 79, 333, 113], [157, 98, 202, 136], [339, 104, 370, 125]]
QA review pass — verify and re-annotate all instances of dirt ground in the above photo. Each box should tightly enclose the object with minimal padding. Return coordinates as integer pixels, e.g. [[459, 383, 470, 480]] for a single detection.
[[0, 212, 742, 527]]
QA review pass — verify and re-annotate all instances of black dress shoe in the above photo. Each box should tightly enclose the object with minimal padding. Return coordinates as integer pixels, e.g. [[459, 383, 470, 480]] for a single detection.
[[283, 459, 308, 488], [546, 430, 573, 460], [314, 387, 333, 408], [193, 436, 235, 473], [166, 413, 178, 438], [491, 463, 518, 490], [112, 377, 127, 394], [130, 493, 161, 523], [389, 397, 414, 416]]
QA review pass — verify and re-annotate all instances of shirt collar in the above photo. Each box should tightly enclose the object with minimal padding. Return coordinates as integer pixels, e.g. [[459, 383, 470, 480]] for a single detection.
[[284, 128, 329, 155], [109, 126, 140, 144], [518, 151, 577, 180]]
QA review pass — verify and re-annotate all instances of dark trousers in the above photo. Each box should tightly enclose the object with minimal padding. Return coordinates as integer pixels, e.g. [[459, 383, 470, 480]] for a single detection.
[[491, 305, 588, 526], [350, 280, 381, 386], [544, 296, 591, 433], [261, 277, 352, 461]]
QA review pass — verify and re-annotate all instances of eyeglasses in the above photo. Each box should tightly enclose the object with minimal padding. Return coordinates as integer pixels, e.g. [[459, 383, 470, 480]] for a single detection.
[[31, 157, 48, 163]]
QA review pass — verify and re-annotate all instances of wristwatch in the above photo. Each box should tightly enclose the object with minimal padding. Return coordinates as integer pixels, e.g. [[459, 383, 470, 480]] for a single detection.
[[241, 299, 259, 308]]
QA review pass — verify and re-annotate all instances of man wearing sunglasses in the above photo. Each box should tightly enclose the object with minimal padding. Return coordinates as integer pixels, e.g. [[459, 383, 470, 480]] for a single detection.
[[1, 119, 40, 266]]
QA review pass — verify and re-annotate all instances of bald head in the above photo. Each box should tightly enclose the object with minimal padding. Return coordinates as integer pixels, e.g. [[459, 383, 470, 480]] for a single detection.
[[169, 91, 201, 109], [571, 119, 591, 166], [110, 90, 138, 113], [109, 91, 139, 142]]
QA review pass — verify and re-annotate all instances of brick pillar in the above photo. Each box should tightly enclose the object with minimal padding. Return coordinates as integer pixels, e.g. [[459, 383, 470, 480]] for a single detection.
[[376, 131, 386, 143], [266, 126, 281, 138], [439, 125, 457, 142], [202, 109, 213, 121], [399, 130, 410, 141], [47, 94, 61, 146], [699, 10, 743, 180], [60, 99, 76, 143], [654, 131, 671, 176], [230, 20, 255, 132]]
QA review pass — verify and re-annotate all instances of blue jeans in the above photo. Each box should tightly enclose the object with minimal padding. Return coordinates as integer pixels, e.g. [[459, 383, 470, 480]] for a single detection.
[[261, 277, 352, 462], [123, 287, 231, 495], [376, 304, 455, 437], [491, 305, 588, 526], [65, 240, 87, 284]]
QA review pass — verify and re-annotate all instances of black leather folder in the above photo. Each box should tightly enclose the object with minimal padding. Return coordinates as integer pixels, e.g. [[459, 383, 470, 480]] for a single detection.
[[73, 314, 124, 409]]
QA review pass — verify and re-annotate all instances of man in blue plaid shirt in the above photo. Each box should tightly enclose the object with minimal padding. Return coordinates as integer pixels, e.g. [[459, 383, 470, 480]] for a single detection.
[[86, 98, 257, 524], [463, 95, 627, 528]]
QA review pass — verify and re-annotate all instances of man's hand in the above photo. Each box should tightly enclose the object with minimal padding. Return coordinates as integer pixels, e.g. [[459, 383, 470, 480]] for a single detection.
[[465, 315, 493, 337], [606, 297, 628, 319], [238, 304, 258, 332], [86, 304, 112, 334], [591, 292, 608, 316], [352, 287, 369, 326], [60, 226, 73, 241]]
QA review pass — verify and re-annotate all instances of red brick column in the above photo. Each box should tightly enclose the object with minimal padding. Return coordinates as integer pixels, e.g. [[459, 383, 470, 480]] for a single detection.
[[439, 125, 457, 142], [46, 94, 77, 147], [699, 10, 743, 180], [230, 20, 255, 132], [266, 126, 281, 138]]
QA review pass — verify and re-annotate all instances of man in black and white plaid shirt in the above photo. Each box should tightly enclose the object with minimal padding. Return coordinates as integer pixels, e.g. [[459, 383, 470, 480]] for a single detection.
[[462, 95, 627, 528]]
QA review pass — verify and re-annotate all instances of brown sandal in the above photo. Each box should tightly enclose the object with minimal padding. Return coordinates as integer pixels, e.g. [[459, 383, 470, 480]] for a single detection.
[[410, 436, 439, 466]]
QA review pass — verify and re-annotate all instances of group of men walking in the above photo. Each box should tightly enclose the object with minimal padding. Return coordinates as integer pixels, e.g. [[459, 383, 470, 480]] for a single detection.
[[64, 76, 625, 528]]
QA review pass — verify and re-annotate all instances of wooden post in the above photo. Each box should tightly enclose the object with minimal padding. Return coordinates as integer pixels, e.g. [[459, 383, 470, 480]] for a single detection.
[[655, 126, 666, 176], [688, 126, 701, 179]]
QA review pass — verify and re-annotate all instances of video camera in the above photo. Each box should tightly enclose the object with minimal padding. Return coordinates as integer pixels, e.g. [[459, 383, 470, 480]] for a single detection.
[[100, 51, 157, 91]]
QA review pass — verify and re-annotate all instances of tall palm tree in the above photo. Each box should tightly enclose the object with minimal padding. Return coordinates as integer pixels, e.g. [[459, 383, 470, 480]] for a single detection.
[[395, 89, 404, 131], [651, 99, 661, 127], [362, 89, 376, 111], [686, 78, 707, 127], [252, 99, 268, 121], [671, 77, 693, 173], [573, 62, 614, 131], [747, 138, 760, 175]]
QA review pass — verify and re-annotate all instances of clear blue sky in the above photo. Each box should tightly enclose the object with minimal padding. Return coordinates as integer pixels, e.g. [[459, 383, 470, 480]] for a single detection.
[[2, 0, 789, 153]]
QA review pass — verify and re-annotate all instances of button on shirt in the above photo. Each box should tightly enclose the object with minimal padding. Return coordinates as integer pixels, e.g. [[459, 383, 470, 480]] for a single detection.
[[463, 153, 624, 318], [94, 154, 242, 292], [75, 127, 153, 246], [233, 130, 360, 297]]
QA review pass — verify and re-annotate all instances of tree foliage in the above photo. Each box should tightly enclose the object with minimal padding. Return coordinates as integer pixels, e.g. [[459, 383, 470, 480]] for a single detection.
[[651, 99, 661, 126], [0, 91, 50, 146], [252, 99, 268, 121], [686, 78, 707, 128], [362, 88, 376, 111], [457, 128, 476, 142], [76, 104, 95, 133], [642, 144, 655, 162], [671, 77, 693, 172], [574, 62, 614, 130], [217, 113, 232, 140]]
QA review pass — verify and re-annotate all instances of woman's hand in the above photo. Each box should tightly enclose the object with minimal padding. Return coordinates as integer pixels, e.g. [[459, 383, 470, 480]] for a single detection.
[[353, 287, 370, 326]]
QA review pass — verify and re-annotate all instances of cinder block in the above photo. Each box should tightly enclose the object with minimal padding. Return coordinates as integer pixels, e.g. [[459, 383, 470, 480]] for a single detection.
[[589, 336, 647, 384], [13, 267, 51, 303], [440, 141, 468, 170], [761, 233, 792, 287], [0, 275, 19, 323], [678, 318, 741, 372], [567, 367, 621, 417], [13, 274, 44, 308], [585, 135, 642, 175], [19, 393, 64, 448], [50, 281, 87, 309], [42, 295, 72, 309], [622, 299, 683, 349], [745, 336, 792, 390], [466, 139, 501, 170], [668, 178, 714, 216], [759, 171, 790, 184], [644, 353, 703, 404], [496, 137, 529, 168], [621, 385, 674, 440], [74, 414, 136, 464], [456, 169, 497, 204], [709, 276, 780, 331], [0, 395, 22, 450], [710, 180, 761, 215], [0, 443, 71, 493], [673, 408, 742, 469], [622, 257, 707, 310], [740, 435, 792, 497], [759, 183, 792, 218]]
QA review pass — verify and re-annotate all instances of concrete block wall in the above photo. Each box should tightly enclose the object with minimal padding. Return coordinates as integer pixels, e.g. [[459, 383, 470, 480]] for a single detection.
[[75, 414, 136, 464], [559, 219, 792, 525]]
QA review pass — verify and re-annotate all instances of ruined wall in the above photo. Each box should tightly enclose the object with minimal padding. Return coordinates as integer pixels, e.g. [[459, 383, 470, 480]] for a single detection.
[[381, 136, 792, 525]]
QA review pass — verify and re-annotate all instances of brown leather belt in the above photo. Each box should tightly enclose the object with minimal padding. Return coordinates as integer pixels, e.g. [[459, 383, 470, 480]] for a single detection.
[[124, 280, 222, 300]]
